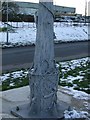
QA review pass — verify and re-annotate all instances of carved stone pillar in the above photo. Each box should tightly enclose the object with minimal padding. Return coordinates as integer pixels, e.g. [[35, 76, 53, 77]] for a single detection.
[[29, 1, 59, 117], [11, 1, 69, 118]]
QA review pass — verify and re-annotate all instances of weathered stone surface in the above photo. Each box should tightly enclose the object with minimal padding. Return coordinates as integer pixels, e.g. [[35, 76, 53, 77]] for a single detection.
[[28, 1, 59, 117], [33, 2, 54, 75], [11, 100, 69, 119], [11, 1, 62, 118], [29, 66, 59, 117]]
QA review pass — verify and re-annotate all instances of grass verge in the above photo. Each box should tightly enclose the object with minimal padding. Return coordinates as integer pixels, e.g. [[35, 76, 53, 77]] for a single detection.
[[1, 58, 90, 94], [0, 27, 7, 32]]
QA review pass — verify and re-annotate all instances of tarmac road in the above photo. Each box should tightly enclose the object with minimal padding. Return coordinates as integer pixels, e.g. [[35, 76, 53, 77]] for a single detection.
[[2, 41, 89, 72]]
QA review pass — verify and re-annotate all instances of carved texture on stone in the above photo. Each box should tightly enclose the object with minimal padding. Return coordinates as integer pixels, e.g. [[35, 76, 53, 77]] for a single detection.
[[29, 66, 59, 117], [29, 1, 59, 117]]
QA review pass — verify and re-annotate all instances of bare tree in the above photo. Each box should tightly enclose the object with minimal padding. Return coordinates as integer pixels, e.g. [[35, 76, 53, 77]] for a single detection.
[[1, 2, 19, 15]]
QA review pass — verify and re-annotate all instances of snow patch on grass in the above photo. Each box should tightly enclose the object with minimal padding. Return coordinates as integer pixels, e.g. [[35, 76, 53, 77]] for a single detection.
[[64, 109, 88, 119], [0, 57, 89, 100], [0, 22, 89, 48], [63, 87, 89, 100]]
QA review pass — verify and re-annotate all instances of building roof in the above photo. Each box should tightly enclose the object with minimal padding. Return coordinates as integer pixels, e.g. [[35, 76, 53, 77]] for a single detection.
[[14, 1, 76, 13]]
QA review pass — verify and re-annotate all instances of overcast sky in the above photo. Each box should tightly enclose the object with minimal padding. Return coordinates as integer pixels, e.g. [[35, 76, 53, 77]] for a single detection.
[[14, 0, 90, 15]]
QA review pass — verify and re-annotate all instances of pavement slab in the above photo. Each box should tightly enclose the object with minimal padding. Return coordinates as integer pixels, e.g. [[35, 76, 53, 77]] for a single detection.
[[0, 86, 89, 119]]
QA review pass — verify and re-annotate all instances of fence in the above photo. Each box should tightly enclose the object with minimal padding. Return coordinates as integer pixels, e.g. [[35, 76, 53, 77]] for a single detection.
[[1, 21, 90, 29]]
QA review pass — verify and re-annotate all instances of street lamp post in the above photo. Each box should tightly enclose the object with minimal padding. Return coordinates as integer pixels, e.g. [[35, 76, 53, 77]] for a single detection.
[[85, 0, 87, 24], [6, 0, 9, 44]]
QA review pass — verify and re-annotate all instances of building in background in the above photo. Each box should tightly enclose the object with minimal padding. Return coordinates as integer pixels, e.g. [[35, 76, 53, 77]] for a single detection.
[[2, 1, 87, 22], [14, 1, 78, 22], [15, 1, 76, 15]]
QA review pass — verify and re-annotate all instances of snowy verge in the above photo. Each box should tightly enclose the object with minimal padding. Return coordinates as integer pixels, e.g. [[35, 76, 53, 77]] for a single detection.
[[1, 57, 89, 101], [64, 109, 88, 119], [0, 22, 89, 48]]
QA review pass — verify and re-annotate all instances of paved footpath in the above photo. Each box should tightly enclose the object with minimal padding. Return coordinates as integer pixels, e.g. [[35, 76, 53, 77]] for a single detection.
[[0, 86, 89, 119]]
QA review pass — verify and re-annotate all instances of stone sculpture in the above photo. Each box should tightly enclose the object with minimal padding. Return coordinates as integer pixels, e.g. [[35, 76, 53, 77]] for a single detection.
[[11, 1, 69, 118], [29, 0, 59, 117]]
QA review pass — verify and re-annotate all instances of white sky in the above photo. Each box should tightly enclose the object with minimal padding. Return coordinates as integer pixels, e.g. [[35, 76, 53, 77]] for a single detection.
[[14, 0, 90, 15]]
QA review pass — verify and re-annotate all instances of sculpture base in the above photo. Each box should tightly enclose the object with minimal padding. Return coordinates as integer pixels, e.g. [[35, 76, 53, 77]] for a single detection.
[[11, 99, 70, 119], [28, 67, 59, 116]]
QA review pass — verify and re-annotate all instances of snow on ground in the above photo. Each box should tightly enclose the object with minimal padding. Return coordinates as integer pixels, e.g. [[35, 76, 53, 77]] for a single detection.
[[0, 70, 28, 85], [0, 22, 89, 47], [59, 57, 89, 100], [54, 22, 88, 41], [0, 57, 89, 101], [60, 57, 89, 71], [62, 87, 89, 100], [64, 109, 88, 119]]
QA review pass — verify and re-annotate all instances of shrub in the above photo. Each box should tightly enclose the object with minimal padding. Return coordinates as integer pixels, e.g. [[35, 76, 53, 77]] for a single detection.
[[0, 27, 7, 32]]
